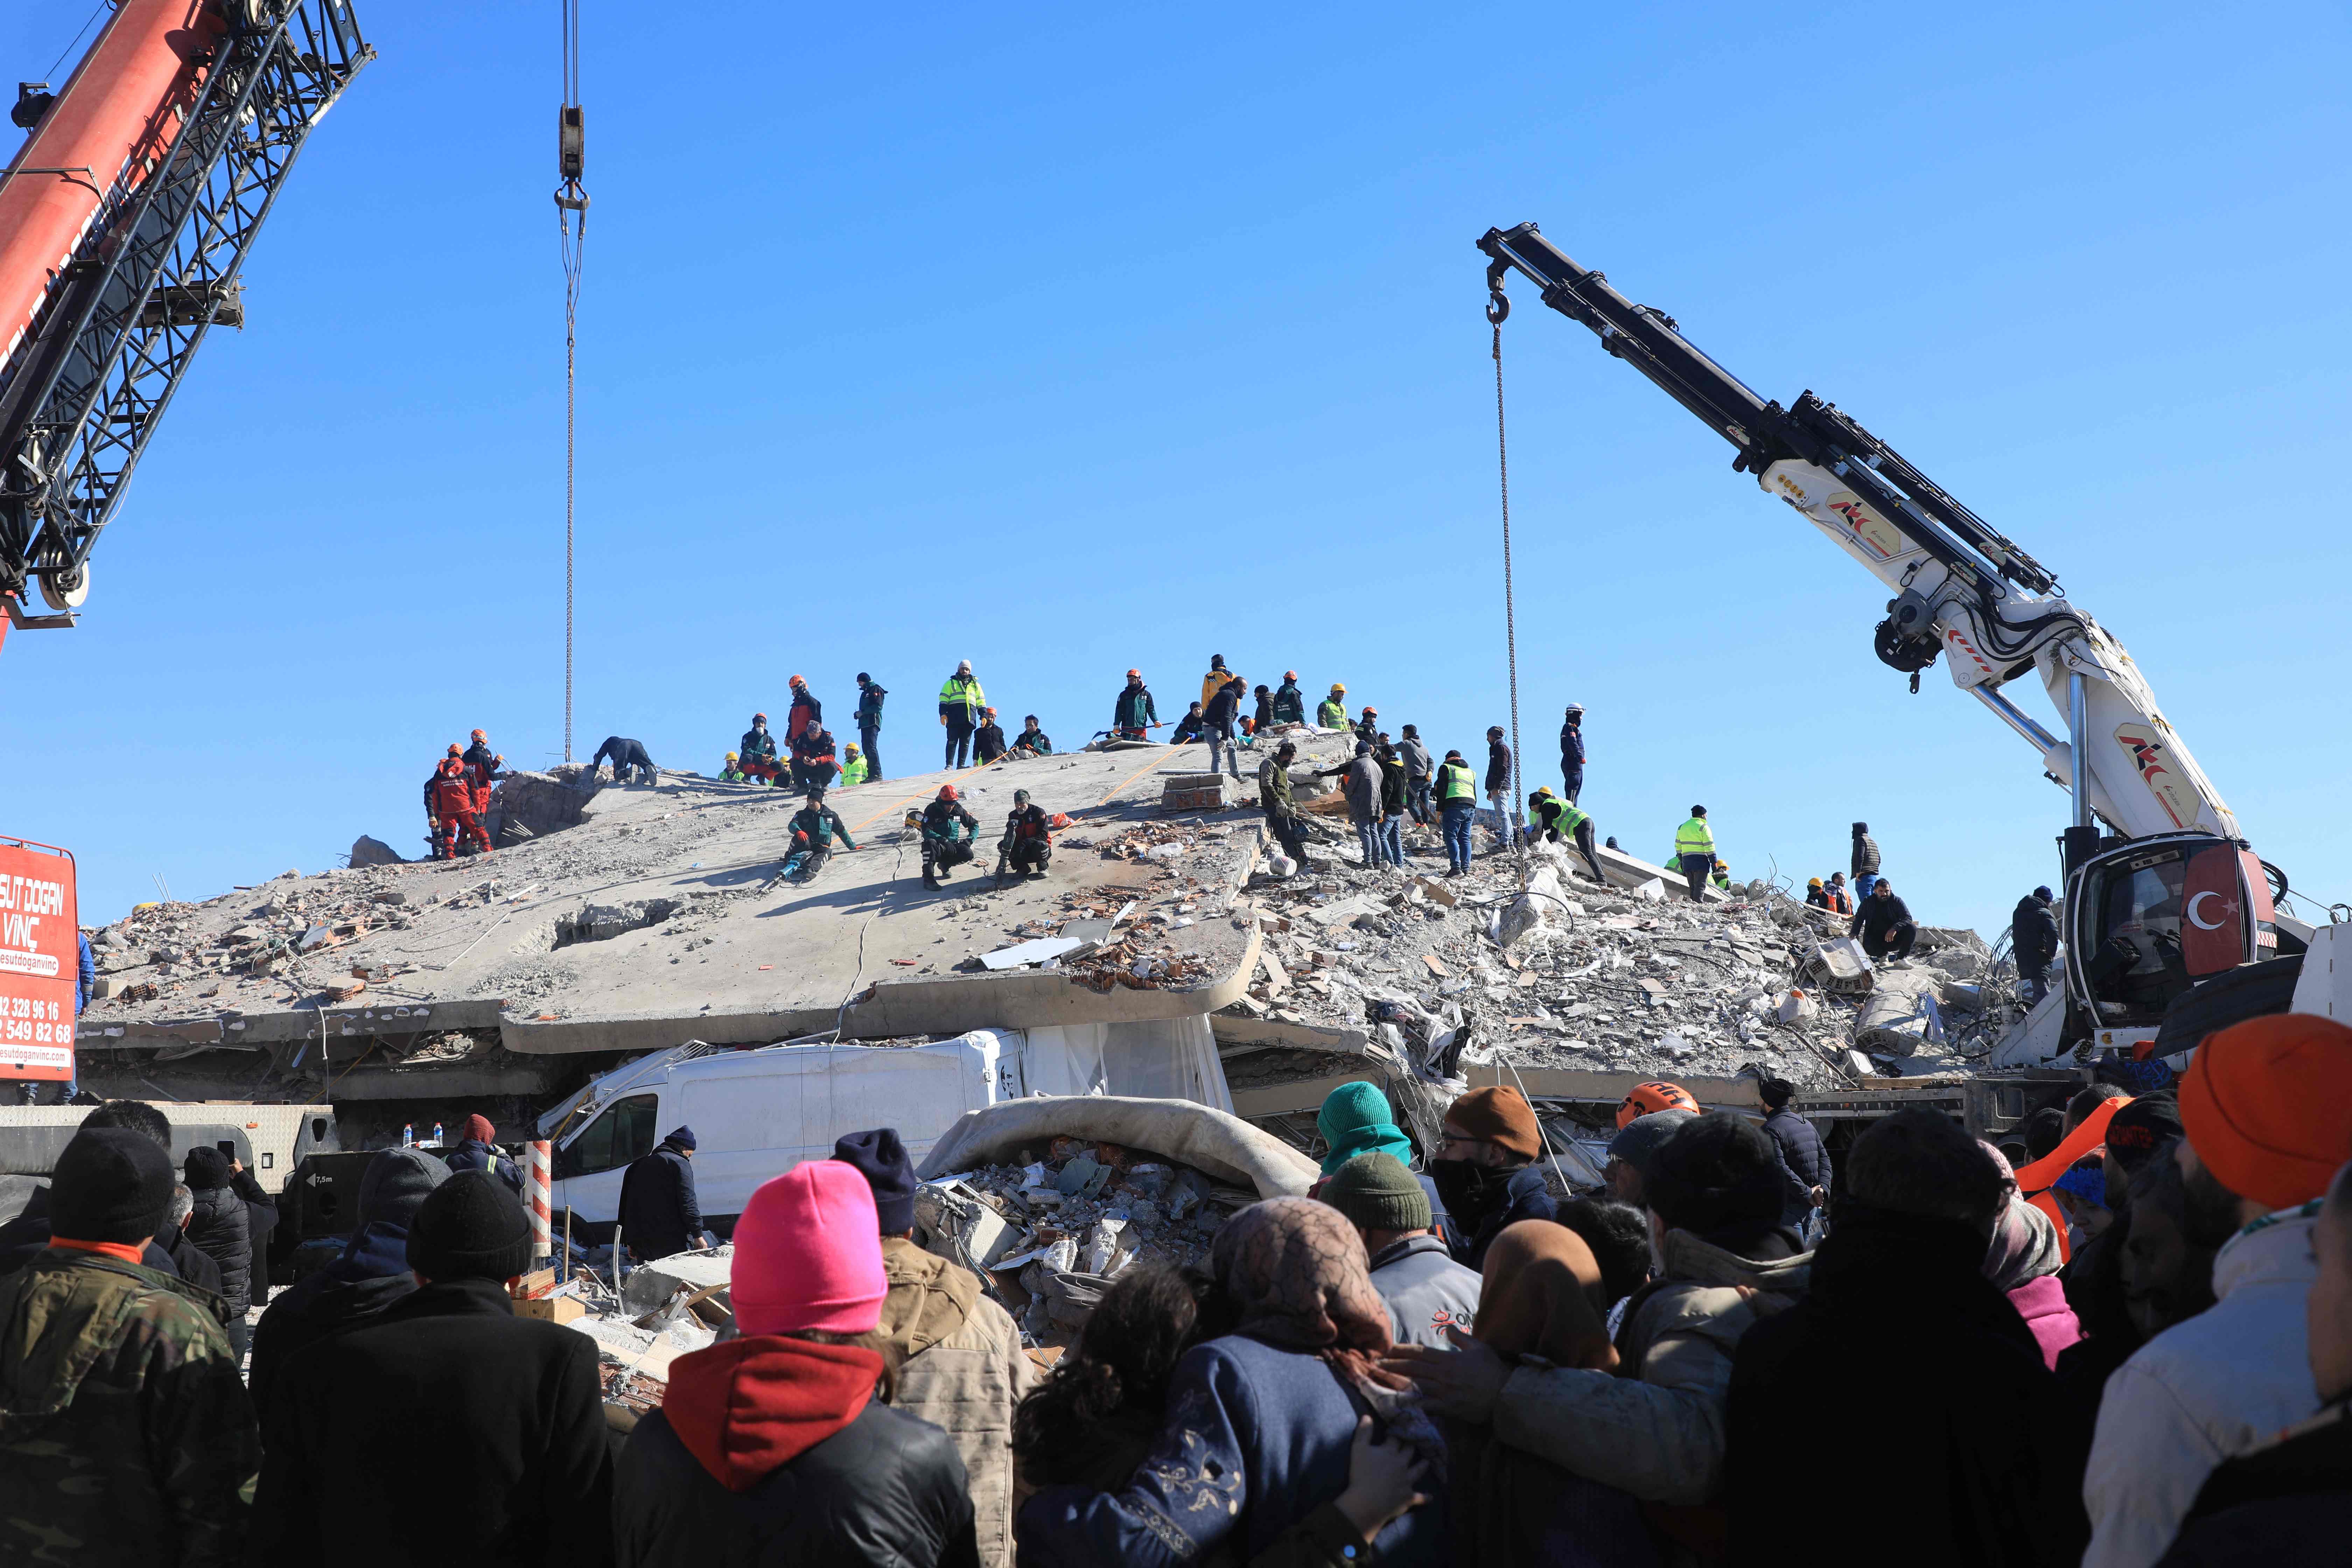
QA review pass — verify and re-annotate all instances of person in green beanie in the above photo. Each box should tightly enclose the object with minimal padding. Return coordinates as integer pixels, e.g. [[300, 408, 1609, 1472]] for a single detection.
[[1315, 1082, 1414, 1176], [1321, 1152, 1481, 1349]]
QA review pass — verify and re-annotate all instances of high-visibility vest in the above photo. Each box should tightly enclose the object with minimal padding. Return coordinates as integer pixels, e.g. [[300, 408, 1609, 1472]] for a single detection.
[[1436, 762, 1477, 803], [1558, 802, 1591, 835], [1675, 817, 1715, 857], [939, 675, 985, 715]]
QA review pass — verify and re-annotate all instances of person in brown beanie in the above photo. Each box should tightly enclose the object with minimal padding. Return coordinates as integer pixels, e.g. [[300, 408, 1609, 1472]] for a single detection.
[[0, 1128, 258, 1564], [251, 1171, 612, 1567], [1428, 1085, 1556, 1270]]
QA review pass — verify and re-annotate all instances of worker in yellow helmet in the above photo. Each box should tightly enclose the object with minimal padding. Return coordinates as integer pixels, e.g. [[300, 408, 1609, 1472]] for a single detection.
[[1315, 683, 1350, 730], [720, 750, 745, 783]]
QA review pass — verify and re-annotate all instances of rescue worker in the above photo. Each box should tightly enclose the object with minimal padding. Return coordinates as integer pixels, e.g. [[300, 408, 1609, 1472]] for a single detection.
[[462, 729, 503, 817], [1169, 701, 1205, 745], [783, 790, 856, 881], [1850, 877, 1919, 960], [432, 759, 491, 859], [1010, 716, 1053, 757], [1559, 702, 1586, 803], [1712, 860, 1733, 892], [1528, 785, 1606, 885], [1199, 654, 1235, 713], [424, 751, 457, 854], [1356, 706, 1381, 748], [1484, 726, 1518, 852], [1203, 677, 1245, 778], [1805, 876, 1830, 909], [720, 751, 744, 782], [1252, 684, 1274, 731], [790, 724, 839, 793], [839, 744, 869, 787], [972, 708, 1007, 765], [785, 675, 821, 743], [1315, 683, 1349, 729], [2012, 884, 2059, 1004], [855, 673, 887, 784], [1851, 821, 1882, 901], [1674, 804, 1717, 903], [939, 660, 985, 768], [1435, 748, 1479, 876], [1112, 670, 1157, 740], [739, 713, 781, 784], [1825, 870, 1854, 915], [1271, 671, 1306, 726], [1398, 724, 1435, 826], [1258, 742, 1312, 870], [590, 735, 658, 785], [997, 789, 1051, 880], [920, 785, 980, 890]]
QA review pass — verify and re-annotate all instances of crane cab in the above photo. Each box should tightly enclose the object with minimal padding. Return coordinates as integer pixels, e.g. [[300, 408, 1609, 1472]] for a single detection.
[[2063, 832, 2286, 1058]]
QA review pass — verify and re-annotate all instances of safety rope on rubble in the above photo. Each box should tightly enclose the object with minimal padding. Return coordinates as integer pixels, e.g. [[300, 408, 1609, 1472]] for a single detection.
[[1489, 290, 1528, 884], [556, 0, 590, 763]]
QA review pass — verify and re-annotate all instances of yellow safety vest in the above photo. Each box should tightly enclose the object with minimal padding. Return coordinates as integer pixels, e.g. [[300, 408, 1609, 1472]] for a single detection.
[[1436, 762, 1477, 803], [939, 675, 984, 715], [1675, 817, 1716, 857]]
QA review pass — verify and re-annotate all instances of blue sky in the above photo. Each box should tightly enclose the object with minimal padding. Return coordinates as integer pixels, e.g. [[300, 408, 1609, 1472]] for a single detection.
[[4, 0, 2347, 936]]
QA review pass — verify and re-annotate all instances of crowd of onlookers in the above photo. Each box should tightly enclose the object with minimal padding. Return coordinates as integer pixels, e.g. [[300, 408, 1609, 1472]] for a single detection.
[[0, 1010, 2343, 1566]]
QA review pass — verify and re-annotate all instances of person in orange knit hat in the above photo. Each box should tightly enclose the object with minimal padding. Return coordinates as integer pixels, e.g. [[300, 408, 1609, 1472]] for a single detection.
[[2081, 1012, 2352, 1568], [1430, 1086, 1556, 1269]]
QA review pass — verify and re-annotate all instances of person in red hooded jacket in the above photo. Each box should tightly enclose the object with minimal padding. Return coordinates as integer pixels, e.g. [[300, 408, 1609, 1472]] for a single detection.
[[432, 759, 491, 859]]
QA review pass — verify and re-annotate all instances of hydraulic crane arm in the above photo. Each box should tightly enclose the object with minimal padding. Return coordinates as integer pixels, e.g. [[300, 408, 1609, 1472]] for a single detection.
[[1477, 221, 2240, 849], [0, 0, 370, 643]]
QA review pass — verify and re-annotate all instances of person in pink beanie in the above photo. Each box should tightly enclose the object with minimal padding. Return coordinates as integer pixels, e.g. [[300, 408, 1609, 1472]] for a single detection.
[[612, 1161, 979, 1567]]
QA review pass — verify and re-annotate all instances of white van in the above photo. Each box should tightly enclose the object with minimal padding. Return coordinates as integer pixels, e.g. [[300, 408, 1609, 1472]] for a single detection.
[[538, 1020, 1230, 1231]]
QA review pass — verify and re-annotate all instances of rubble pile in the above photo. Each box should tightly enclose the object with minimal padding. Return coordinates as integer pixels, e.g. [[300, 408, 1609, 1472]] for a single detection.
[[918, 1137, 1258, 1345], [1223, 835, 2010, 1086]]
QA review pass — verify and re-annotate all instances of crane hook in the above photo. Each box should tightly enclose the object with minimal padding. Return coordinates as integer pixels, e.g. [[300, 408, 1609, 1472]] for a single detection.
[[1486, 289, 1510, 327]]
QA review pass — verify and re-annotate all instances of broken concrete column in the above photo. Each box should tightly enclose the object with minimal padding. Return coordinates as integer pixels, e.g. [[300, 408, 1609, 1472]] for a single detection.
[[1854, 967, 1945, 1053]]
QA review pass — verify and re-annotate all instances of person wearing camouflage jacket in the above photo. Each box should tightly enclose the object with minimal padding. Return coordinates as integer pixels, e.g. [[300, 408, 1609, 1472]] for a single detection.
[[0, 1128, 258, 1566]]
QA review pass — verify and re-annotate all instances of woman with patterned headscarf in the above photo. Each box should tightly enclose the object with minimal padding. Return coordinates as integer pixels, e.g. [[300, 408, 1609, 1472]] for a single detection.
[[1017, 1198, 1447, 1566]]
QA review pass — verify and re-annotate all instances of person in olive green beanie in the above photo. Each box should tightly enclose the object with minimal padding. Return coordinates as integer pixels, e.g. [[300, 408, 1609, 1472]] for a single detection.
[[1320, 1153, 1481, 1349]]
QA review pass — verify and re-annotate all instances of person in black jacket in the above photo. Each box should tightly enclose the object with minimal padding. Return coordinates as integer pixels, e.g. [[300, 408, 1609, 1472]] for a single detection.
[[1483, 726, 1519, 854], [1757, 1074, 1832, 1228], [972, 708, 1008, 765], [1851, 820, 1882, 899], [617, 1127, 704, 1261], [248, 1146, 449, 1418], [0, 1099, 218, 1294], [182, 1144, 276, 1360], [590, 735, 658, 785], [1558, 703, 1586, 803], [2013, 885, 2061, 1005], [613, 1160, 976, 1568], [920, 786, 982, 890], [1373, 744, 1408, 867], [855, 673, 887, 783], [1168, 701, 1205, 745], [1726, 1110, 2091, 1568], [1203, 677, 1246, 778], [1850, 877, 1919, 960], [444, 1112, 524, 1198], [997, 789, 1052, 881], [161, 1183, 226, 1307], [251, 1171, 614, 1567]]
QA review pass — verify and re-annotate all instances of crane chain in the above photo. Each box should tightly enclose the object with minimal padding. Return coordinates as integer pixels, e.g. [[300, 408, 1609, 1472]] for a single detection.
[[1491, 294, 1527, 885]]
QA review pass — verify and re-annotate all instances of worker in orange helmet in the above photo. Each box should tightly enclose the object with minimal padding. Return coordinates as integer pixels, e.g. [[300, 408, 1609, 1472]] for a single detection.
[[1270, 671, 1307, 726], [425, 750, 462, 854], [1113, 670, 1157, 741], [1615, 1080, 1700, 1130], [785, 676, 821, 744], [431, 758, 492, 859], [462, 727, 503, 816], [919, 784, 979, 890]]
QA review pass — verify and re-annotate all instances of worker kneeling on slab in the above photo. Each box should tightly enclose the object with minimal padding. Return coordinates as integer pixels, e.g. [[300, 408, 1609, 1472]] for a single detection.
[[920, 785, 980, 890], [997, 789, 1052, 882], [784, 790, 857, 882]]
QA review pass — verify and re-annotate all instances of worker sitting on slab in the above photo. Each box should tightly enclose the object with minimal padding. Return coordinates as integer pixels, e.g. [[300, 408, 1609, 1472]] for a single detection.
[[1169, 701, 1205, 746], [738, 713, 782, 784], [1528, 785, 1606, 885], [972, 708, 1008, 766], [839, 743, 869, 787], [1112, 670, 1157, 741], [1271, 671, 1307, 726], [431, 759, 491, 859], [590, 735, 658, 786], [1713, 861, 1733, 892], [790, 724, 839, 794], [1805, 876, 1830, 909], [919, 785, 980, 890], [996, 789, 1052, 882], [1674, 805, 1717, 903], [783, 790, 856, 882], [1315, 682, 1349, 729], [1850, 878, 1919, 961], [1008, 715, 1052, 758], [719, 750, 746, 782]]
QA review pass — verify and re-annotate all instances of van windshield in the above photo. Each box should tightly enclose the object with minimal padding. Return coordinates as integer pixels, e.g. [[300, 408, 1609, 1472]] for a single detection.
[[557, 1093, 657, 1177]]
